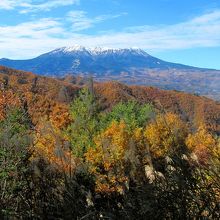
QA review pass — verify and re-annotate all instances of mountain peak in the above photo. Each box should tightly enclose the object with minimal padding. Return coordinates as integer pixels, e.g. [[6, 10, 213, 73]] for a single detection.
[[63, 45, 86, 52], [50, 45, 148, 56], [51, 45, 87, 54]]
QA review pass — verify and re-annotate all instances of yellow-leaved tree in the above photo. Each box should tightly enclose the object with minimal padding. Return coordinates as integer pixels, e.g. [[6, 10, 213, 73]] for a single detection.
[[145, 112, 188, 158], [85, 121, 129, 194], [33, 120, 75, 174], [186, 125, 217, 164], [85, 120, 150, 195]]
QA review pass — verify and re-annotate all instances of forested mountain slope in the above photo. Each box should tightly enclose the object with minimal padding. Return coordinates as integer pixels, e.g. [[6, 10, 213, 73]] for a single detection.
[[0, 66, 219, 134], [0, 65, 220, 219]]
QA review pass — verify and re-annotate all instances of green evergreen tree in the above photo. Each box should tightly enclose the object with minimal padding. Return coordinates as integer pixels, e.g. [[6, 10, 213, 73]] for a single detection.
[[102, 100, 154, 131], [67, 87, 100, 158]]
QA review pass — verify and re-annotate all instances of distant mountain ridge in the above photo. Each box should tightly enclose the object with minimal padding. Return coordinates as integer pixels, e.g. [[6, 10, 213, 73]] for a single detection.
[[0, 45, 204, 75], [0, 45, 220, 100]]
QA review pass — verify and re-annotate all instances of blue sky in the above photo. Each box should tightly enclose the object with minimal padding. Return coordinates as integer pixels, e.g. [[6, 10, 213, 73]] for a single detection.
[[0, 0, 220, 69]]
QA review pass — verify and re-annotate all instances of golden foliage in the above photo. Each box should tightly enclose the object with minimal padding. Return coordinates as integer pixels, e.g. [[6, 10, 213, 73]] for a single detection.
[[145, 112, 188, 158], [86, 121, 129, 194], [86, 120, 150, 194], [186, 125, 217, 164], [33, 122, 75, 173]]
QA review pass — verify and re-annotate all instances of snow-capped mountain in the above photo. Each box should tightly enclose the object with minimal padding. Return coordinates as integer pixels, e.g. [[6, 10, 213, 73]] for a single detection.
[[0, 45, 220, 100], [51, 45, 149, 56], [0, 45, 195, 76]]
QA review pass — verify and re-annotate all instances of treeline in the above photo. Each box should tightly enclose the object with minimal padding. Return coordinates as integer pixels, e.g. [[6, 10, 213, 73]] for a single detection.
[[0, 86, 220, 219]]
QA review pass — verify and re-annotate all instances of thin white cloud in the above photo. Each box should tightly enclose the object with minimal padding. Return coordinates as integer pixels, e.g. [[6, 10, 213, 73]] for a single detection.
[[67, 10, 127, 31], [0, 0, 79, 12], [20, 0, 80, 13], [0, 18, 62, 35], [0, 0, 30, 10], [0, 10, 220, 58]]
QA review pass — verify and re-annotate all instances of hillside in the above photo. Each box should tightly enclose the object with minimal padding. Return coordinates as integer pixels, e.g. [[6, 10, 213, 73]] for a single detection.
[[0, 66, 219, 134], [1, 65, 220, 219], [0, 46, 220, 101]]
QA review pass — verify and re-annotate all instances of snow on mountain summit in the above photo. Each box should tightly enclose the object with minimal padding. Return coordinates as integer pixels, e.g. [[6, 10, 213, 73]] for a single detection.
[[50, 45, 149, 56]]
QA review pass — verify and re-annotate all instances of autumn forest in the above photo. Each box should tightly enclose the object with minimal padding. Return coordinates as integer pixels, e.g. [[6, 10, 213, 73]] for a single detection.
[[0, 66, 219, 219]]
